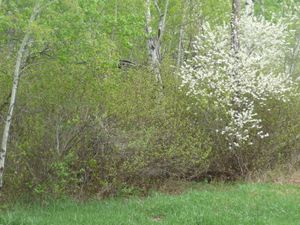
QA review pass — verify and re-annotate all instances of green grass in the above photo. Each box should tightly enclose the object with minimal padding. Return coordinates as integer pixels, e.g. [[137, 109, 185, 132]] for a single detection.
[[1, 183, 300, 225]]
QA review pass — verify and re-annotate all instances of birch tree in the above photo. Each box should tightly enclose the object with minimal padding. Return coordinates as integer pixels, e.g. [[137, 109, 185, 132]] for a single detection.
[[176, 1, 187, 68], [0, 3, 41, 190], [145, 0, 169, 86]]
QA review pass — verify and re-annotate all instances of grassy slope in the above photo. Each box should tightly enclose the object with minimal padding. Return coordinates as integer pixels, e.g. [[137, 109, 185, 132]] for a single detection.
[[0, 183, 300, 225]]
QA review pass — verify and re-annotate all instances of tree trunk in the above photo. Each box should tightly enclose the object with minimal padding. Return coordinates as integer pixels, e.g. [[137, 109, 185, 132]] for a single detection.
[[231, 0, 241, 54], [145, 0, 169, 86], [0, 3, 40, 190], [176, 1, 187, 69], [245, 0, 255, 17], [230, 0, 246, 174]]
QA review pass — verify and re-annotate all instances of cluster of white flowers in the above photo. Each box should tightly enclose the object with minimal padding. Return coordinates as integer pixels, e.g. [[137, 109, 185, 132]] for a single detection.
[[180, 15, 296, 148]]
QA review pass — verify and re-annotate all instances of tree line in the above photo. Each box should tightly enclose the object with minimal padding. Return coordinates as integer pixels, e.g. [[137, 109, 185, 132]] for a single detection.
[[0, 0, 299, 200]]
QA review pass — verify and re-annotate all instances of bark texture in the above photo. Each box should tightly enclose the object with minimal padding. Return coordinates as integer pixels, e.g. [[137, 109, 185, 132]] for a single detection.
[[145, 0, 169, 86]]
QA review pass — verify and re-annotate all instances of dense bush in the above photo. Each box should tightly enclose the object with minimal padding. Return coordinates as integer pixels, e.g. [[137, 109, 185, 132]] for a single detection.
[[1, 63, 299, 201], [0, 0, 299, 202]]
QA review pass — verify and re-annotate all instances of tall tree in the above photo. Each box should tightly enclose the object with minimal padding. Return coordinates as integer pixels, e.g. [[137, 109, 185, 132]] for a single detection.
[[145, 0, 169, 86], [176, 1, 187, 69], [179, 4, 295, 172], [0, 2, 41, 190]]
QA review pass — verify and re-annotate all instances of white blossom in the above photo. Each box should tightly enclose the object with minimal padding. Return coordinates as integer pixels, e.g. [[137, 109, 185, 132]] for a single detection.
[[180, 15, 296, 148]]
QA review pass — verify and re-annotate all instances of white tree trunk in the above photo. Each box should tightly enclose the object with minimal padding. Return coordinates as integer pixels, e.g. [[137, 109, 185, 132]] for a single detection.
[[231, 0, 241, 54], [145, 0, 169, 86], [0, 3, 40, 190], [245, 0, 255, 17], [177, 2, 187, 69]]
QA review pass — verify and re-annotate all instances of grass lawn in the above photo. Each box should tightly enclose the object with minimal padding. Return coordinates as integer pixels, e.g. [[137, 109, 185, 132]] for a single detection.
[[0, 183, 300, 225]]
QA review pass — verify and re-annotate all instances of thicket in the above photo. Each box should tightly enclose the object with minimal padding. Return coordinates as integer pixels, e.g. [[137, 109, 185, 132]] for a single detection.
[[0, 0, 300, 201]]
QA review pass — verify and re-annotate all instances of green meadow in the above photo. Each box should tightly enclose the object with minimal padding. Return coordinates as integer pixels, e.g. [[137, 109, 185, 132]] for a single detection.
[[1, 183, 300, 225]]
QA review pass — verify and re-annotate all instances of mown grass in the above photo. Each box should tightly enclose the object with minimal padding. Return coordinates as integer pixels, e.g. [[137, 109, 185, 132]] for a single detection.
[[0, 183, 300, 225]]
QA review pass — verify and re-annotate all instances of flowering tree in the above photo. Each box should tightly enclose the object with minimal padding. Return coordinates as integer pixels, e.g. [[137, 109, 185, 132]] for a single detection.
[[180, 15, 295, 149]]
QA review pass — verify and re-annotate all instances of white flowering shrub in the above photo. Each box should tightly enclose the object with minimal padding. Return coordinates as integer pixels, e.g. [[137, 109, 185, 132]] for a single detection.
[[180, 15, 296, 149]]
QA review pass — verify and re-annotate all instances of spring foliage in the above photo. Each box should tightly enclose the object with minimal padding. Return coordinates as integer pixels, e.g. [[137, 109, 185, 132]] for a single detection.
[[1, 0, 300, 200], [180, 15, 296, 148]]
